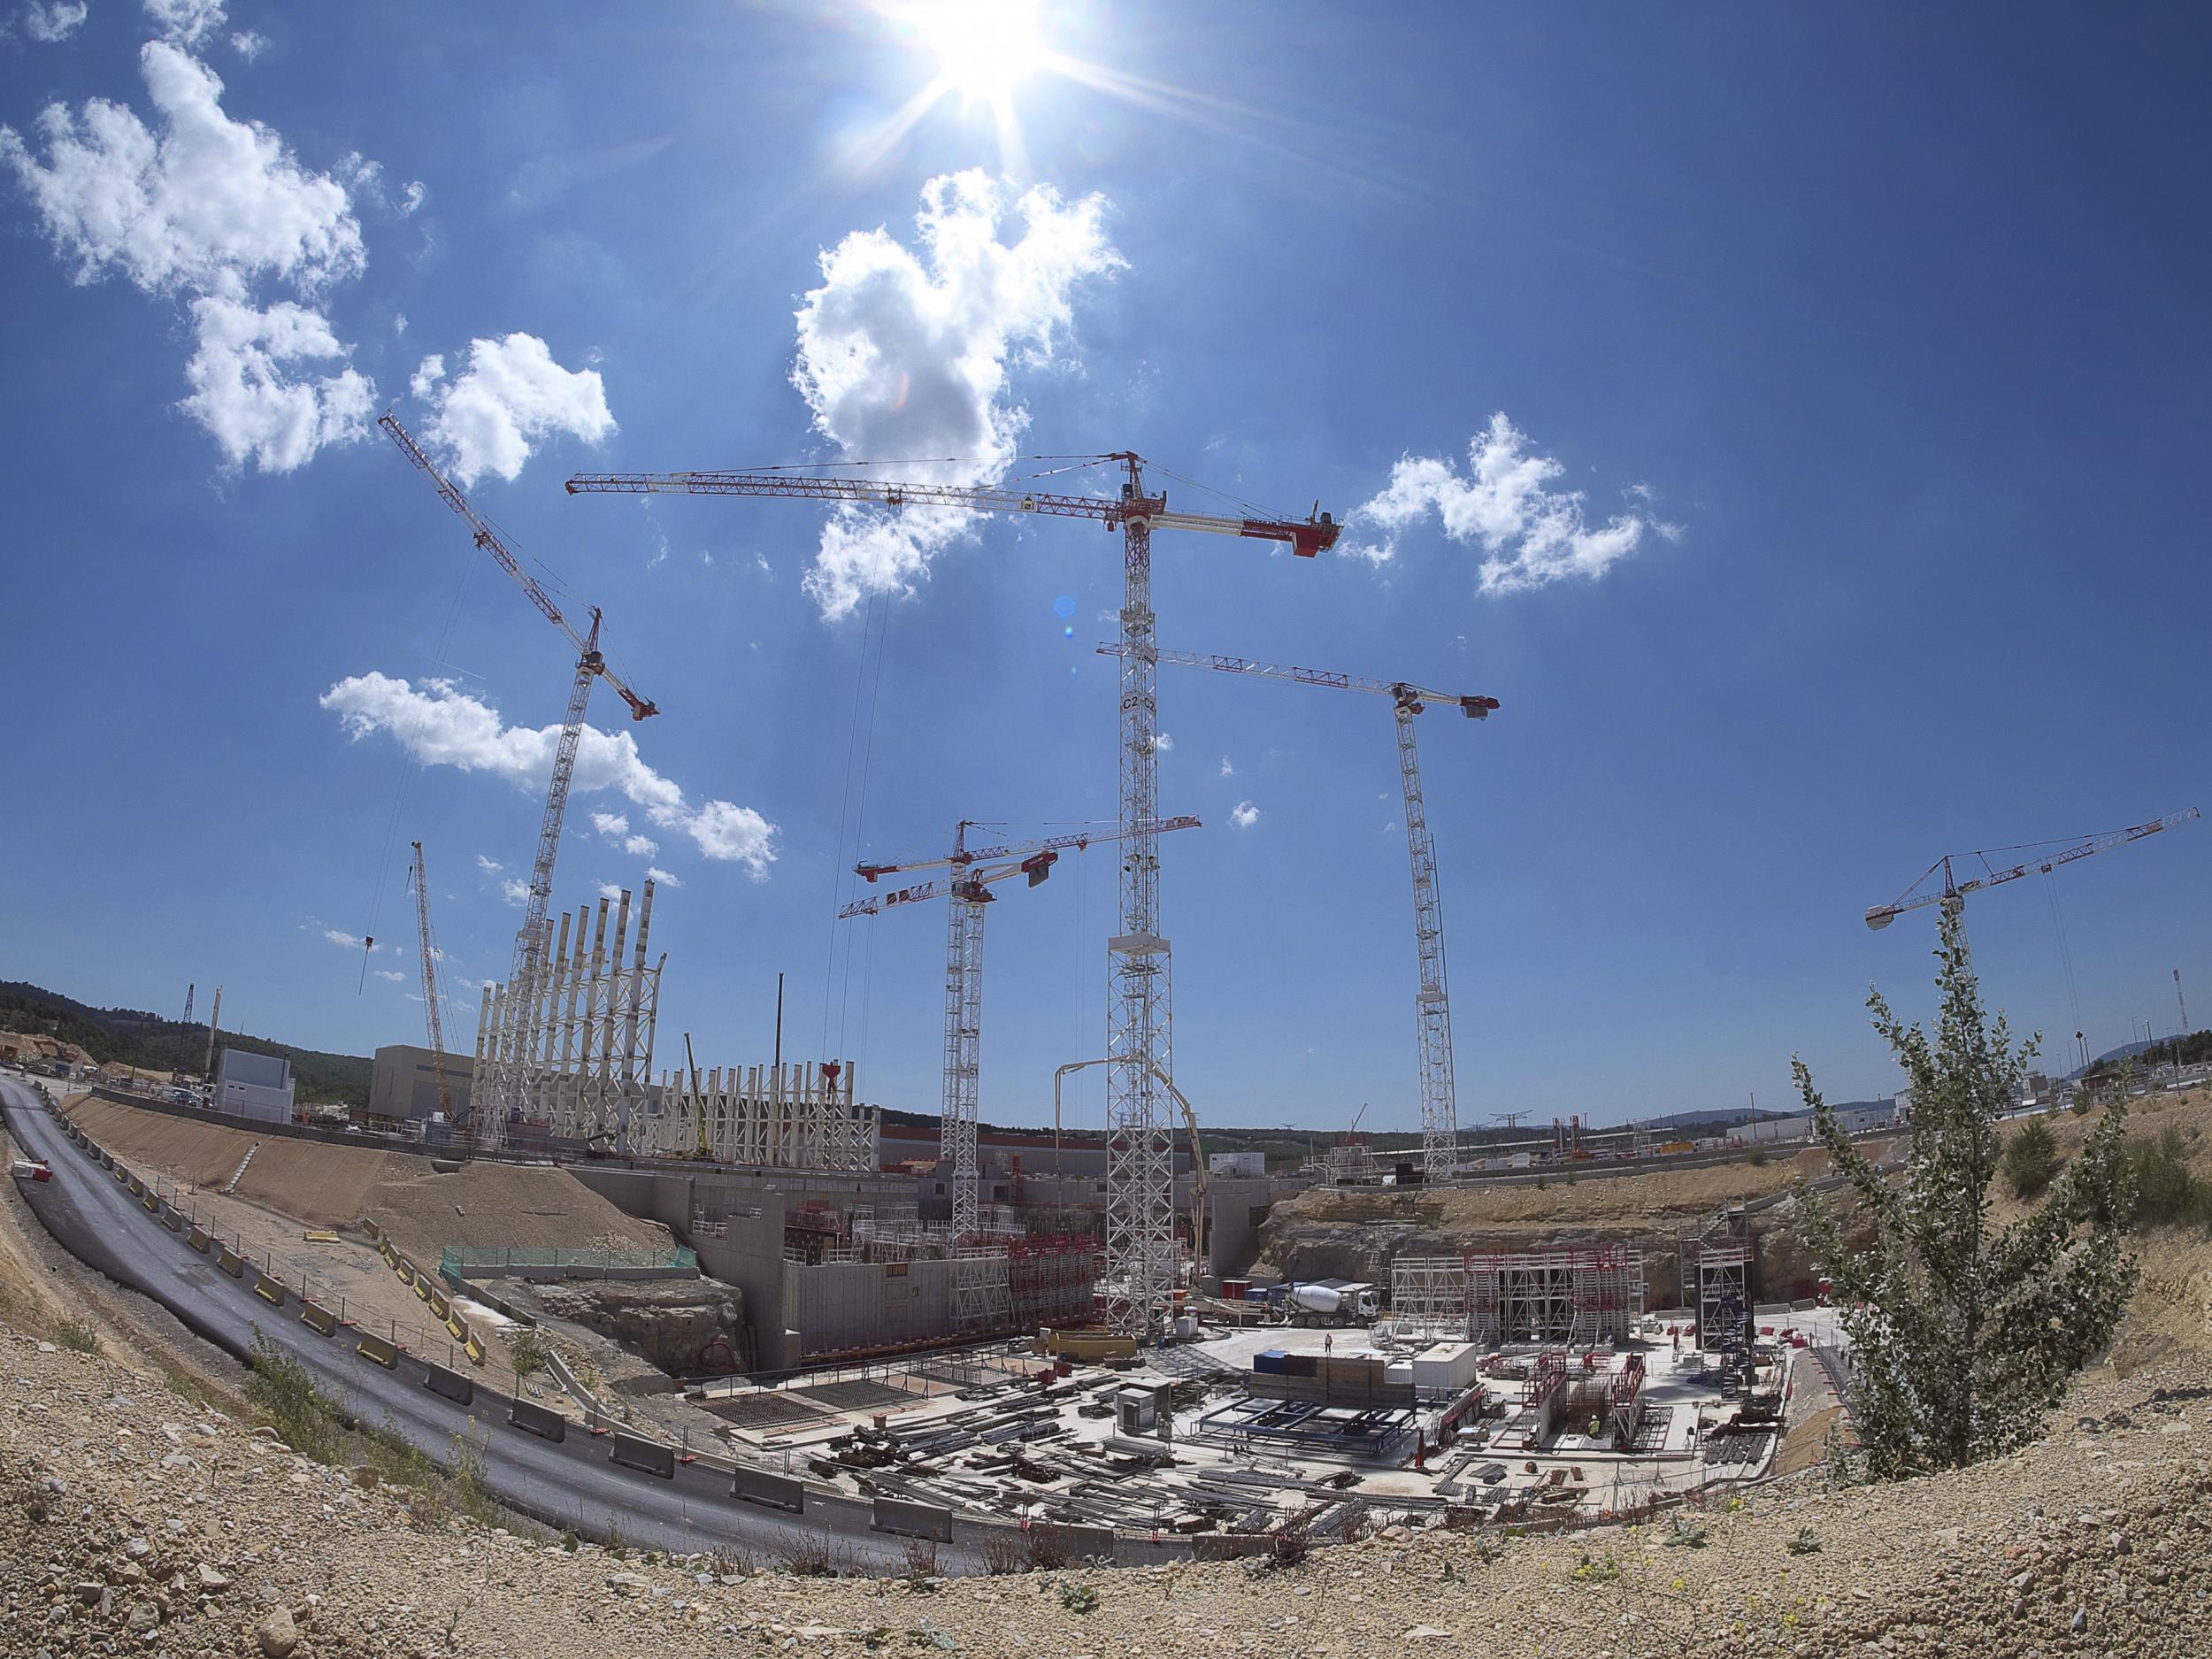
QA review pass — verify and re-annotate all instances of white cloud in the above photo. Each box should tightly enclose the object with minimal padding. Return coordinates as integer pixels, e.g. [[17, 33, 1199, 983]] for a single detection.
[[178, 290, 373, 472], [499, 876, 528, 906], [1231, 800, 1260, 830], [623, 833, 658, 857], [1218, 756, 1234, 777], [319, 672, 780, 879], [597, 882, 622, 901], [0, 39, 376, 471], [754, 553, 772, 577], [322, 927, 363, 949], [1348, 411, 1654, 595], [399, 179, 424, 215], [589, 810, 628, 839], [789, 169, 1122, 618], [229, 28, 267, 61], [475, 854, 502, 875], [144, 0, 222, 48], [392, 311, 407, 335], [1151, 732, 1173, 752], [1, 43, 364, 295], [644, 865, 680, 887], [374, 968, 405, 983], [412, 333, 615, 485], [25, 2, 88, 42]]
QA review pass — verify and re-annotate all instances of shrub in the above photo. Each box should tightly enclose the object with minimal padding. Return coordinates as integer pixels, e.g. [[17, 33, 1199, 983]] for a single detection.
[[245, 1328, 340, 1463], [511, 1330, 548, 1376], [1793, 907, 2136, 1479], [1057, 1580, 1099, 1615], [1786, 1525, 1821, 1555], [52, 1316, 100, 1353], [1745, 1148, 1770, 1168], [2001, 1118, 2061, 1199], [2125, 1125, 2212, 1228], [1266, 1520, 1312, 1571]]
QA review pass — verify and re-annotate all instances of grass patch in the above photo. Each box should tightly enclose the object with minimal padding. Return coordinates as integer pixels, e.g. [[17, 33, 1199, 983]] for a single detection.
[[511, 1329, 548, 1376], [51, 1315, 100, 1353], [245, 1327, 342, 1463]]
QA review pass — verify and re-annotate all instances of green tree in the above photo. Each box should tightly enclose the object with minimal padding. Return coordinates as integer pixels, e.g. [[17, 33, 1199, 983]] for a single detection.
[[2000, 1118, 2060, 1199], [1793, 907, 2136, 1479]]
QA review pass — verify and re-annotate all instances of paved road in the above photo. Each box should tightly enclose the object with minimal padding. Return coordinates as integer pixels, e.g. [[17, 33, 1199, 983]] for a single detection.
[[1, 1076, 990, 1572]]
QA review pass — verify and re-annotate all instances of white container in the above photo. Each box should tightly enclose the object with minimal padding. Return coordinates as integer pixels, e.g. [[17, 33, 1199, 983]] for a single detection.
[[1411, 1340, 1481, 1392]]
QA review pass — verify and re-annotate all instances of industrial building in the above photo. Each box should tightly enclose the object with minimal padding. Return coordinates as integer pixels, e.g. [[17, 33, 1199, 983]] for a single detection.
[[367, 1044, 473, 1128], [211, 1048, 294, 1123]]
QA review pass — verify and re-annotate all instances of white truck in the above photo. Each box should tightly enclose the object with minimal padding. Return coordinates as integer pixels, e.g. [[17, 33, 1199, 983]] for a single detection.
[[1284, 1279, 1381, 1326]]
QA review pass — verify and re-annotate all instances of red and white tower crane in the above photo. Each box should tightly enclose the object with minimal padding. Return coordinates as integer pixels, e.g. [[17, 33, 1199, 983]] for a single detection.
[[568, 452, 1337, 1338], [842, 816, 1201, 1269], [406, 841, 455, 1122], [1865, 810, 2200, 932], [383, 414, 659, 1149], [1102, 644, 1499, 1182]]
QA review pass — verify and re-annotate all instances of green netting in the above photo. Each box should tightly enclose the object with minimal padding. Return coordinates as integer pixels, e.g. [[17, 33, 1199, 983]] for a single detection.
[[439, 1245, 698, 1279]]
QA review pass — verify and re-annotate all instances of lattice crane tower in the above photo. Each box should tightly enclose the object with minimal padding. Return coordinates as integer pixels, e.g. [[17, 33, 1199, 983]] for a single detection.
[[567, 453, 1337, 1335], [407, 841, 456, 1120], [381, 414, 658, 1148], [1099, 643, 1497, 1183]]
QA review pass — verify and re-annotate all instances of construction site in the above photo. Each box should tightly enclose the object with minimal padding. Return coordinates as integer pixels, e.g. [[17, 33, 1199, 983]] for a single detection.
[[18, 390, 2205, 1566]]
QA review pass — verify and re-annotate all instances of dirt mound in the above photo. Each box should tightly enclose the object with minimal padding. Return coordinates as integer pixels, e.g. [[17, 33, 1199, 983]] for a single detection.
[[63, 1093, 406, 1226], [61, 1093, 674, 1263], [365, 1161, 673, 1262]]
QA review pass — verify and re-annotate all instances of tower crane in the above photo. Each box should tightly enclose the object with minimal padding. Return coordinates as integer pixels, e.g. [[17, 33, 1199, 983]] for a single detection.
[[841, 816, 1201, 1262], [569, 451, 1339, 1338], [382, 414, 658, 1149], [1864, 810, 2200, 932], [1100, 641, 1499, 1184], [406, 841, 455, 1122]]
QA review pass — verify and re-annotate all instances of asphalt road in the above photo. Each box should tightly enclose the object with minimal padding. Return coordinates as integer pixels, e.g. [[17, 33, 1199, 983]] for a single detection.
[[0, 1076, 997, 1572]]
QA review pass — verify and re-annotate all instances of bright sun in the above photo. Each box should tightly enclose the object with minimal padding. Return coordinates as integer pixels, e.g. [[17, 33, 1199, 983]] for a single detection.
[[909, 0, 1051, 104]]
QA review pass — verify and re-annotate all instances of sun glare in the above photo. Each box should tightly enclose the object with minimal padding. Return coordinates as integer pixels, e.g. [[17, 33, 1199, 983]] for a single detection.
[[909, 0, 1050, 104]]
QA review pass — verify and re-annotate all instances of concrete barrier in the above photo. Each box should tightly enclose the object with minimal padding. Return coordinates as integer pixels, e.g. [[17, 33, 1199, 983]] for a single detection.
[[127, 1173, 144, 1194], [251, 1274, 286, 1308], [141, 1192, 160, 1214], [462, 1333, 487, 1367], [444, 1314, 468, 1343], [1033, 1521, 1114, 1561], [507, 1399, 567, 1442], [299, 1302, 339, 1337], [730, 1468, 805, 1514], [606, 1432, 677, 1479], [186, 1228, 211, 1255], [422, 1363, 475, 1406], [426, 1286, 449, 1318], [159, 1204, 184, 1232], [216, 1248, 246, 1279], [357, 1333, 400, 1370], [872, 1497, 956, 1542], [97, 1149, 113, 1168]]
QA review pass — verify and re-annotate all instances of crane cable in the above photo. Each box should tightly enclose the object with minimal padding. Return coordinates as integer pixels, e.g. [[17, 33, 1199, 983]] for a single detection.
[[2044, 873, 2085, 1070]]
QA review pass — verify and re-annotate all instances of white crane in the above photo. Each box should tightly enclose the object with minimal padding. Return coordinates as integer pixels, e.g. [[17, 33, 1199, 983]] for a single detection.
[[1099, 642, 1498, 1183], [841, 817, 1201, 1269], [569, 451, 1338, 1338], [382, 415, 658, 1148]]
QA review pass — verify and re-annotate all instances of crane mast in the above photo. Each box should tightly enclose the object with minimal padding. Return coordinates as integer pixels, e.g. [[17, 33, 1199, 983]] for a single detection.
[[841, 816, 1200, 1266], [407, 841, 455, 1120], [1101, 642, 1499, 1183], [571, 451, 1334, 1338], [381, 414, 657, 1149]]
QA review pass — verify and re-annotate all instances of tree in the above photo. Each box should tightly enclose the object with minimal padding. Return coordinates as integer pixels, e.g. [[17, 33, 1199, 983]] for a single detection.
[[2000, 1118, 2060, 1199], [1793, 906, 2136, 1479]]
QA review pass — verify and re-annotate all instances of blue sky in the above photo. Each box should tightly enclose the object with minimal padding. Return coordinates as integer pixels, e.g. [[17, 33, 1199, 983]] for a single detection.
[[2, 3, 2207, 1133]]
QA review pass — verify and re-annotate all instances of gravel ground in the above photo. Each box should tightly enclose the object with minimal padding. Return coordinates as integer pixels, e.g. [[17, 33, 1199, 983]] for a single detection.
[[4, 1322, 2207, 1659]]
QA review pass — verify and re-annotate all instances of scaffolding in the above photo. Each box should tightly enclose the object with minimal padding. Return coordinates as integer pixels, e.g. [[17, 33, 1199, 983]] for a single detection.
[[1008, 1234, 1099, 1332], [1389, 1255, 1471, 1341], [1465, 1246, 1644, 1345], [1691, 1237, 1753, 1352], [951, 1244, 1012, 1333], [649, 1058, 880, 1171], [474, 883, 664, 1153]]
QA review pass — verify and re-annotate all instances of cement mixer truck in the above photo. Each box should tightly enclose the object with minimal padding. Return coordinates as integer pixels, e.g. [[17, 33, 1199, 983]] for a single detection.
[[1280, 1279, 1381, 1326]]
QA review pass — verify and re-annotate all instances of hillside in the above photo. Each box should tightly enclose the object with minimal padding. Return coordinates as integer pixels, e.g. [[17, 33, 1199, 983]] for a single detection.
[[0, 980, 372, 1106]]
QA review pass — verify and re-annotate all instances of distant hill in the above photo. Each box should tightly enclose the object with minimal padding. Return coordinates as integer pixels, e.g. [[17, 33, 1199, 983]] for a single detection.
[[0, 981, 371, 1108]]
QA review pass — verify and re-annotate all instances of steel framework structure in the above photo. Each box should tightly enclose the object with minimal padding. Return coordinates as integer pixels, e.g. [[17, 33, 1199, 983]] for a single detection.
[[1097, 643, 1498, 1182], [652, 1061, 878, 1170], [1463, 1246, 1644, 1346], [568, 455, 1338, 1338], [1388, 1255, 1470, 1342]]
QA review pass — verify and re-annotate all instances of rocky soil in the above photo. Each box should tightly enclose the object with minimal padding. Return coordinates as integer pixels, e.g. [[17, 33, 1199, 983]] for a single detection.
[[4, 1320, 2209, 1659]]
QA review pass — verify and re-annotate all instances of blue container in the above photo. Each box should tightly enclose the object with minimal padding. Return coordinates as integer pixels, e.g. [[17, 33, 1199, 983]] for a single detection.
[[1254, 1348, 1288, 1375], [1244, 1286, 1273, 1302]]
